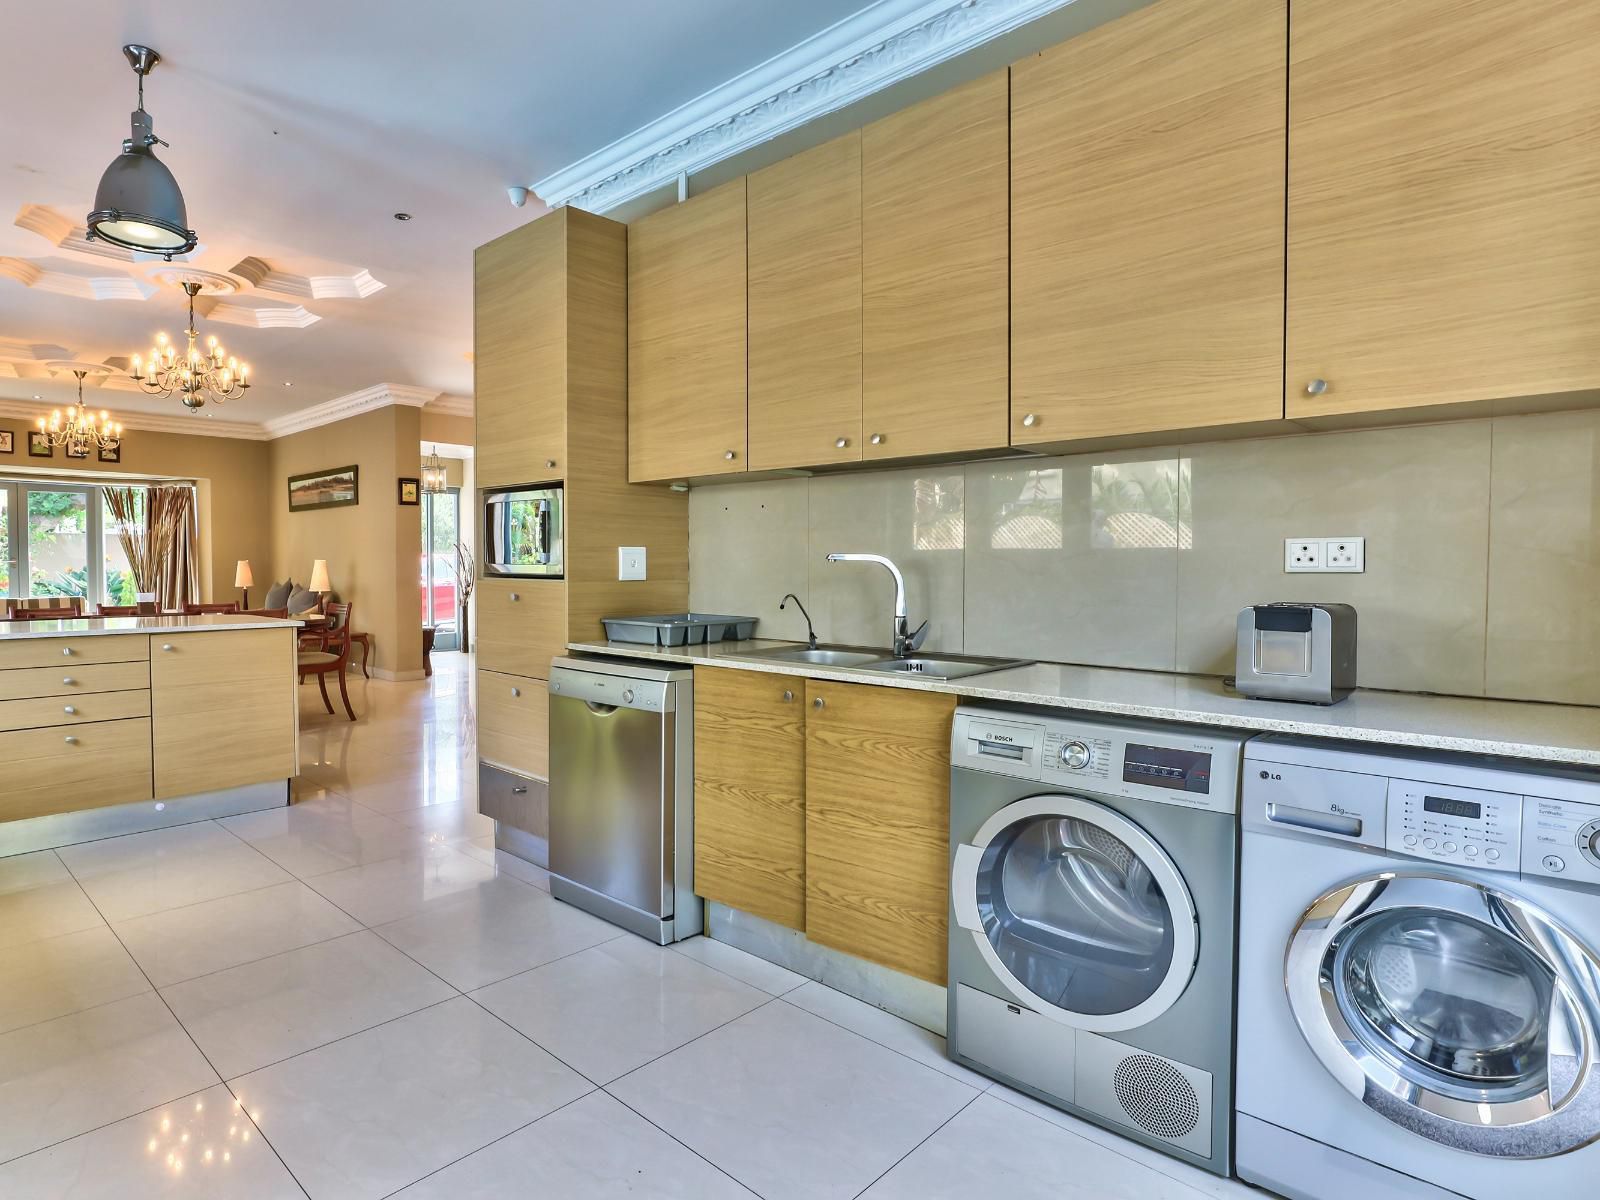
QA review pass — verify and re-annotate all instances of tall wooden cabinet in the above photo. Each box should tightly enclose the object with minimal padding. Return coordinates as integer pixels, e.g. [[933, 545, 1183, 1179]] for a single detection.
[[1287, 0, 1600, 420], [862, 70, 1010, 462], [628, 179, 748, 482], [1011, 0, 1287, 446], [747, 134, 864, 472]]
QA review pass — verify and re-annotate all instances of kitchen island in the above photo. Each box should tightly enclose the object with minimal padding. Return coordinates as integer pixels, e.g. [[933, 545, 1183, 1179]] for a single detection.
[[0, 613, 302, 856]]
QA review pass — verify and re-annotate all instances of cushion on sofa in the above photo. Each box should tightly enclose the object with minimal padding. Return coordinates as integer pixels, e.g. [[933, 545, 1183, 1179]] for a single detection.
[[287, 586, 320, 614], [264, 579, 294, 609]]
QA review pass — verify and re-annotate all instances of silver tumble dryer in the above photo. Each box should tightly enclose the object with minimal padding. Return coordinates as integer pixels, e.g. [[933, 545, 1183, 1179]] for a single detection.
[[946, 705, 1245, 1176]]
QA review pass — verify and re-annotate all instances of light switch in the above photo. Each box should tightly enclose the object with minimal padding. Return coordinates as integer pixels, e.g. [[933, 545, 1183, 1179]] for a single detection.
[[619, 546, 646, 581]]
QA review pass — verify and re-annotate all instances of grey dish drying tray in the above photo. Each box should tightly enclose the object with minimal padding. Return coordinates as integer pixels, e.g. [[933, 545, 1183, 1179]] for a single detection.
[[602, 613, 759, 647]]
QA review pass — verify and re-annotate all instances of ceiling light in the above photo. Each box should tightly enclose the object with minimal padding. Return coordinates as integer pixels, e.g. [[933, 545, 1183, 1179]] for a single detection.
[[129, 280, 250, 410], [283, 381, 292, 387], [422, 445, 448, 494], [86, 45, 196, 259], [37, 370, 123, 454]]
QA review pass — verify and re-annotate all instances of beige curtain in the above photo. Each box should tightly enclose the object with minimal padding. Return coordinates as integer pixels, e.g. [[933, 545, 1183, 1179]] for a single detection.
[[148, 486, 199, 609]]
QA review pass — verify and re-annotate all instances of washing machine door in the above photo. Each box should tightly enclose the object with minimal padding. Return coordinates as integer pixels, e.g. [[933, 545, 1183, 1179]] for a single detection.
[[951, 794, 1198, 1033], [1285, 872, 1600, 1157]]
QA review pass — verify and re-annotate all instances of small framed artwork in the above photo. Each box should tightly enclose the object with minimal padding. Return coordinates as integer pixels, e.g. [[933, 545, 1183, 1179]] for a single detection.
[[398, 477, 420, 506], [98, 444, 121, 463], [65, 443, 89, 460], [288, 465, 359, 512], [27, 431, 52, 458], [0, 431, 13, 454]]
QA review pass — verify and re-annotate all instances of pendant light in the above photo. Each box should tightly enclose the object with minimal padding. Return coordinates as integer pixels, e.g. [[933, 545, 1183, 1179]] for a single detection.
[[86, 45, 196, 259], [421, 446, 448, 494]]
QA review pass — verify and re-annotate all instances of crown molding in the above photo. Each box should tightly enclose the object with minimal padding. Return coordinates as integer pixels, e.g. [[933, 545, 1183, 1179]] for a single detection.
[[425, 393, 473, 418], [0, 397, 272, 440], [532, 0, 1073, 212], [259, 383, 441, 439]]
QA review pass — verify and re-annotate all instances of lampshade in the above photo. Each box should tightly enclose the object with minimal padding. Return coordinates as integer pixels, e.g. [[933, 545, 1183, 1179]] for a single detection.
[[85, 46, 196, 259], [234, 560, 253, 589], [308, 559, 331, 593]]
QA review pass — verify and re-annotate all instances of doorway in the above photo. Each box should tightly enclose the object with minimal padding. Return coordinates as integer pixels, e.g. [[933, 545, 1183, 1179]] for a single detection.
[[421, 486, 462, 651]]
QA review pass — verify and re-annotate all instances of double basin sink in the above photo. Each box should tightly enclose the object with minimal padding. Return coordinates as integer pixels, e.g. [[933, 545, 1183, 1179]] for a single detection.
[[742, 644, 1032, 681]]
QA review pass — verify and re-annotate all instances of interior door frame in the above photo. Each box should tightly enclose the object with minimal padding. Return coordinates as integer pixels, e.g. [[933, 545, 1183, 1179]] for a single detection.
[[422, 485, 462, 650]]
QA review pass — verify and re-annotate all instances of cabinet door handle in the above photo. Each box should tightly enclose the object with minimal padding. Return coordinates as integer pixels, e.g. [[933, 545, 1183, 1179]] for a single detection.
[[509, 593, 520, 602], [835, 437, 849, 449], [161, 643, 174, 652], [1021, 413, 1038, 428], [63, 705, 76, 715], [545, 459, 557, 470], [869, 434, 884, 446], [62, 647, 73, 657], [61, 677, 75, 686], [511, 785, 528, 795], [511, 687, 521, 698], [723, 450, 737, 462], [64, 735, 79, 745], [1306, 378, 1329, 396], [781, 690, 794, 703], [813, 696, 825, 710]]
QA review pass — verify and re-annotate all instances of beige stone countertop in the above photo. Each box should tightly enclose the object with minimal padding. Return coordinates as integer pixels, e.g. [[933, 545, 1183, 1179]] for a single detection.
[[0, 613, 305, 638], [566, 638, 1600, 767]]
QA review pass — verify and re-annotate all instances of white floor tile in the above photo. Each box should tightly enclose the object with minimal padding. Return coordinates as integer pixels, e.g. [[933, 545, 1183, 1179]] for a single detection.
[[388, 801, 494, 842], [670, 935, 808, 996], [393, 1090, 753, 1199], [0, 853, 107, 951], [0, 991, 217, 1163], [473, 935, 769, 1083], [456, 838, 551, 890], [114, 880, 361, 987], [221, 805, 434, 880], [375, 877, 621, 990], [303, 843, 497, 927], [784, 980, 990, 1087], [161, 931, 455, 1079], [610, 999, 978, 1200], [57, 823, 292, 922], [232, 996, 590, 1200], [0, 926, 150, 1034], [0, 1084, 301, 1198], [860, 1092, 1214, 1200]]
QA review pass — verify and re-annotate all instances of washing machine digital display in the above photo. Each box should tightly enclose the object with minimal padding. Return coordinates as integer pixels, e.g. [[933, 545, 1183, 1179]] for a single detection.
[[1123, 745, 1212, 794], [1424, 795, 1483, 820]]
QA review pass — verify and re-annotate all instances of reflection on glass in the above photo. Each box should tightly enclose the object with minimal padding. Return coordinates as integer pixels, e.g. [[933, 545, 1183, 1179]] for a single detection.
[[0, 489, 8, 594], [987, 468, 1063, 550], [1091, 459, 1191, 550], [912, 476, 964, 551], [27, 489, 89, 599]]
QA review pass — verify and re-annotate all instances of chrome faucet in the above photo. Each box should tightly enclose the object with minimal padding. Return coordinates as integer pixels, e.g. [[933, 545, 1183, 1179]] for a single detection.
[[825, 553, 929, 658]]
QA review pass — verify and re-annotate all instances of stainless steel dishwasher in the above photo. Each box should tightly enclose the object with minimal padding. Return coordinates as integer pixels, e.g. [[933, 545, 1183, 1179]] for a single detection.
[[546, 656, 701, 944]]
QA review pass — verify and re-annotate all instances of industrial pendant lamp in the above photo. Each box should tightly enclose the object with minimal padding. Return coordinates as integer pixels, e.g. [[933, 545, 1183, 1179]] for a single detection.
[[86, 45, 197, 259]]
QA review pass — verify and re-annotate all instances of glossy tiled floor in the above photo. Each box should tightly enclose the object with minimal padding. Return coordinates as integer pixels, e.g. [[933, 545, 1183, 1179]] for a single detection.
[[0, 654, 1262, 1199]]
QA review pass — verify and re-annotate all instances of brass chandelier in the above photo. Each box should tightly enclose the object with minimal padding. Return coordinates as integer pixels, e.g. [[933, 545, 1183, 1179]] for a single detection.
[[422, 445, 448, 494], [130, 280, 251, 410], [37, 371, 123, 454]]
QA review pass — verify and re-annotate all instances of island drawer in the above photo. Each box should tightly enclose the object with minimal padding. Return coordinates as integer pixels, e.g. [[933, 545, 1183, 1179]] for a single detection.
[[0, 689, 151, 733], [0, 717, 154, 820], [0, 660, 150, 702], [0, 636, 150, 671]]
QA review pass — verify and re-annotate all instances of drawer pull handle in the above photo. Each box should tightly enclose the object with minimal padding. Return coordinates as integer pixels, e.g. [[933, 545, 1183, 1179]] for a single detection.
[[1306, 378, 1329, 396], [813, 696, 825, 710], [63, 705, 76, 715], [509, 593, 520, 602], [62, 647, 73, 657], [62, 677, 75, 685], [511, 687, 521, 698], [869, 433, 884, 446], [782, 690, 794, 703], [835, 437, 849, 449], [64, 735, 79, 745], [545, 459, 557, 470], [512, 786, 528, 795], [161, 644, 174, 652]]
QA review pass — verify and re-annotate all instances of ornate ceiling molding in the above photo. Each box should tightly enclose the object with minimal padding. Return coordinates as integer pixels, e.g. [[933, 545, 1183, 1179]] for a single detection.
[[425, 393, 473, 418], [259, 383, 441, 439], [532, 0, 1074, 212], [202, 300, 322, 330], [229, 257, 386, 301], [13, 204, 200, 264], [0, 257, 157, 301]]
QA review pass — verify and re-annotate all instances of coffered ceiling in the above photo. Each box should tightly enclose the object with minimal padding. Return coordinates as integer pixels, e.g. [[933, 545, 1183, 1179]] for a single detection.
[[1, 0, 880, 433]]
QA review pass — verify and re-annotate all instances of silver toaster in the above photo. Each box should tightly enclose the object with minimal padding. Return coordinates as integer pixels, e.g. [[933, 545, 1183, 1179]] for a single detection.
[[1234, 603, 1357, 704]]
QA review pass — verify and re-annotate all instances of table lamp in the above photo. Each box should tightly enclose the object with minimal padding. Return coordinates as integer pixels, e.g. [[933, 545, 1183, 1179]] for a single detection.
[[309, 559, 331, 609], [235, 560, 253, 609]]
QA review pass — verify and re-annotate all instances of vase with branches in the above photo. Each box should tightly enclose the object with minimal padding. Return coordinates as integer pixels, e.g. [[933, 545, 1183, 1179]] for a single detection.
[[104, 488, 171, 612], [452, 541, 475, 650]]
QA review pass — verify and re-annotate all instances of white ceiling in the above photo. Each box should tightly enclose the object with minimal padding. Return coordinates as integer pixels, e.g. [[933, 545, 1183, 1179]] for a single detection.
[[0, 0, 873, 427]]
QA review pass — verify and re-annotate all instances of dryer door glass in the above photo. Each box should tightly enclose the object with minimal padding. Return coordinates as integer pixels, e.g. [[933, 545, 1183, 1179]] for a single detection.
[[975, 814, 1176, 1016]]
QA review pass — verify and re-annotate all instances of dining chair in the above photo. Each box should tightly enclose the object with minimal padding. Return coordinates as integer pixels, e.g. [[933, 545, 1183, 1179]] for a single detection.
[[9, 597, 83, 618], [96, 605, 141, 616], [297, 601, 356, 720], [245, 607, 289, 618], [183, 602, 241, 614]]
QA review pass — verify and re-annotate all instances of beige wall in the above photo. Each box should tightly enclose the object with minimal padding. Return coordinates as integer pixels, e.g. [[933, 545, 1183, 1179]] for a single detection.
[[689, 408, 1600, 707], [0, 416, 272, 604], [269, 406, 424, 678], [420, 411, 473, 446]]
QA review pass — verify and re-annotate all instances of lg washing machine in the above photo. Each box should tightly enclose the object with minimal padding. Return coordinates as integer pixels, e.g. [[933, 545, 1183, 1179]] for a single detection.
[[946, 705, 1246, 1176]]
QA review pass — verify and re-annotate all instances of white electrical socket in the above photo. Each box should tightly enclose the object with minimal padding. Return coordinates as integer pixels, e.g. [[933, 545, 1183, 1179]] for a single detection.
[[618, 546, 646, 581], [1285, 536, 1365, 573], [1284, 539, 1322, 572], [1323, 536, 1364, 572]]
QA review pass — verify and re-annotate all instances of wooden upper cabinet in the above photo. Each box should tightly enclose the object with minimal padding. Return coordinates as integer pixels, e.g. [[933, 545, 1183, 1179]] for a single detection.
[[804, 680, 956, 985], [748, 133, 863, 471], [1011, 0, 1287, 445], [628, 179, 748, 482], [476, 215, 567, 488], [1287, 0, 1600, 420], [693, 668, 807, 930], [863, 70, 1010, 461]]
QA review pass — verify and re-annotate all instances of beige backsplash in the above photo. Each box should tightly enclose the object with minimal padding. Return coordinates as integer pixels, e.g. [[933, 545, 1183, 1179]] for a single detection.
[[689, 409, 1600, 706]]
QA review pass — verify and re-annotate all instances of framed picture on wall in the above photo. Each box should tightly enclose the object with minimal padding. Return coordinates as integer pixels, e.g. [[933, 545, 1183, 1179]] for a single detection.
[[98, 444, 121, 463], [65, 443, 89, 460], [0, 431, 12, 454], [27, 431, 51, 458], [288, 465, 359, 512], [398, 477, 420, 506]]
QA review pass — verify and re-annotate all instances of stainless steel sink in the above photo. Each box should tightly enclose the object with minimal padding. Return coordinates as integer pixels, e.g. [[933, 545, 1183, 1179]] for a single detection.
[[745, 645, 1031, 680]]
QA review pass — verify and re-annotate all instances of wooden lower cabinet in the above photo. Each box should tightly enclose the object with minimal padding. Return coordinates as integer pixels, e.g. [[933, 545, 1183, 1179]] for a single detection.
[[151, 629, 297, 801], [477, 671, 549, 780], [475, 578, 567, 681], [803, 680, 958, 985], [693, 668, 807, 929], [0, 717, 153, 821]]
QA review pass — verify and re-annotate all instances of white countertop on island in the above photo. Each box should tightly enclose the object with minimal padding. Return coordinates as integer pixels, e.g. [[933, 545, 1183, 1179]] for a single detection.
[[0, 613, 305, 638], [566, 638, 1600, 767]]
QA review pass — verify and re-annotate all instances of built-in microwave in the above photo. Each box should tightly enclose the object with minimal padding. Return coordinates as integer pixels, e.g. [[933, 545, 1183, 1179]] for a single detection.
[[482, 483, 564, 578]]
